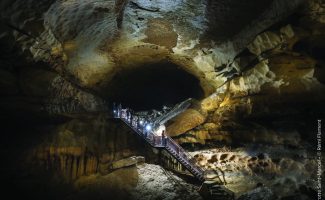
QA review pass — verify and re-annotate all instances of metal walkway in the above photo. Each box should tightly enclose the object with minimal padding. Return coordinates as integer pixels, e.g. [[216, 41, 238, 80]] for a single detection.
[[113, 108, 205, 182]]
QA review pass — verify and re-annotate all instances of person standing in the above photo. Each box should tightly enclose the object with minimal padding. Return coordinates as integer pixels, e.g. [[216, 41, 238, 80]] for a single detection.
[[129, 110, 132, 122], [117, 103, 122, 117], [143, 121, 148, 138], [133, 116, 137, 128], [126, 108, 130, 121], [162, 130, 166, 146]]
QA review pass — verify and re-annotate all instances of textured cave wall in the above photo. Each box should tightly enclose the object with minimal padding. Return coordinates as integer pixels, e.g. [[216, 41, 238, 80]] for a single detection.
[[1, 0, 324, 165], [174, 23, 325, 146], [0, 0, 308, 95], [1, 0, 324, 161], [167, 3, 325, 197], [28, 116, 157, 181], [1, 1, 325, 199], [205, 0, 274, 40]]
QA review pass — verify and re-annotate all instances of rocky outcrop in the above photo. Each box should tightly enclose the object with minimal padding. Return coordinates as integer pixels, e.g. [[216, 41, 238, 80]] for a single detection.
[[30, 116, 154, 180], [174, 16, 325, 145], [191, 148, 320, 199], [0, 0, 308, 95], [167, 109, 206, 136], [29, 163, 203, 200], [109, 156, 145, 170], [45, 76, 107, 115], [131, 164, 203, 200], [247, 25, 295, 56], [1, 1, 325, 200]]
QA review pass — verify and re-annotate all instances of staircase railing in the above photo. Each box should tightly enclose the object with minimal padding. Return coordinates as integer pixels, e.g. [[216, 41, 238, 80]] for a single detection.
[[166, 136, 204, 173], [112, 106, 205, 181]]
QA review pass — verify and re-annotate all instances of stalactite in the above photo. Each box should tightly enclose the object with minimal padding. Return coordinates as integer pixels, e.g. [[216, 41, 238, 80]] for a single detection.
[[60, 155, 66, 173], [78, 156, 85, 177], [66, 155, 72, 178]]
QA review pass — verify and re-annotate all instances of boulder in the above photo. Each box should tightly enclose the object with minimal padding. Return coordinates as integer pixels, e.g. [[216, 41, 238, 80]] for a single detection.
[[248, 31, 282, 55], [167, 109, 206, 136], [201, 93, 224, 112], [110, 156, 145, 170]]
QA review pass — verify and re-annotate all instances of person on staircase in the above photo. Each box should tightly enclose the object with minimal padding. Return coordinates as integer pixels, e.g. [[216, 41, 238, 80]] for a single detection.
[[126, 109, 131, 122], [162, 130, 167, 146], [132, 116, 137, 128], [137, 118, 143, 130], [130, 112, 133, 125], [117, 103, 122, 118], [143, 121, 148, 138]]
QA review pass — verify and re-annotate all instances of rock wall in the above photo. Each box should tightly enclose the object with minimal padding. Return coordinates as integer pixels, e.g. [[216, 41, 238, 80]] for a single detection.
[[1, 1, 325, 199], [28, 116, 157, 181], [172, 18, 325, 147], [0, 0, 308, 95]]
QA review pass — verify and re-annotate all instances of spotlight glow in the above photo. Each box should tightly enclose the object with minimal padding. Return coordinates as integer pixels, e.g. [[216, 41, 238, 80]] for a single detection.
[[145, 124, 152, 131]]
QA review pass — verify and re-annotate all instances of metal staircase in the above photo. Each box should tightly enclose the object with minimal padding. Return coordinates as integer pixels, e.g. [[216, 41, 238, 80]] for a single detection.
[[113, 105, 234, 199], [114, 108, 205, 181]]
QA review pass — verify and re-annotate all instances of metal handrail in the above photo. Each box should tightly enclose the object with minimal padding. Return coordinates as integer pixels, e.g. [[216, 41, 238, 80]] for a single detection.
[[113, 108, 205, 180], [165, 136, 204, 174], [164, 138, 204, 176], [120, 117, 163, 147]]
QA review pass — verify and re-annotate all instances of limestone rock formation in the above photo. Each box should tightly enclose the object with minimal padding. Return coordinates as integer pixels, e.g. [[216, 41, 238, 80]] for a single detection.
[[1, 0, 325, 200], [110, 156, 145, 170], [131, 164, 203, 200], [167, 109, 206, 136], [29, 116, 154, 180]]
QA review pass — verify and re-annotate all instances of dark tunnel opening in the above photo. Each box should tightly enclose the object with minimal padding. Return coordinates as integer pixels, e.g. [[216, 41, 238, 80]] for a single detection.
[[293, 36, 325, 84], [293, 37, 325, 61], [105, 61, 205, 111]]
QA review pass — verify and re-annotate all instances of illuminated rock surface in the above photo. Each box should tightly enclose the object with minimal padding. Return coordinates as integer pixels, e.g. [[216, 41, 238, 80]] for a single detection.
[[0, 0, 325, 200], [131, 164, 202, 200]]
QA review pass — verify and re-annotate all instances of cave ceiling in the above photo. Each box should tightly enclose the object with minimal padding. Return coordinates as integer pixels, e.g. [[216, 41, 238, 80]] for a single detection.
[[2, 0, 321, 115]]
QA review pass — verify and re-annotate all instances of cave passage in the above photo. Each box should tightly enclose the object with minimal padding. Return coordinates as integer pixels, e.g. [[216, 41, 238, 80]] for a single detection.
[[106, 61, 204, 111]]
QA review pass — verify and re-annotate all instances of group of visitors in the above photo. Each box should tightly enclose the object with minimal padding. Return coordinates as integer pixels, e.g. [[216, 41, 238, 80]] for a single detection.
[[113, 103, 168, 147], [112, 103, 203, 179]]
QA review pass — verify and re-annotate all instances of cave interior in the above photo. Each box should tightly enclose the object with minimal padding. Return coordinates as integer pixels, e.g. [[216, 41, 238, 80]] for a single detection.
[[0, 0, 324, 200]]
